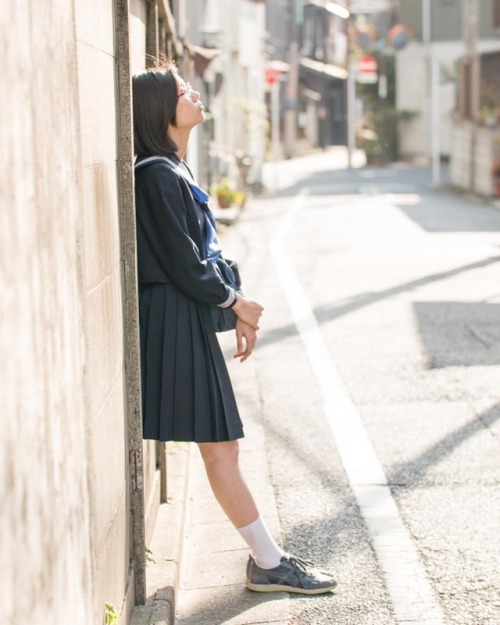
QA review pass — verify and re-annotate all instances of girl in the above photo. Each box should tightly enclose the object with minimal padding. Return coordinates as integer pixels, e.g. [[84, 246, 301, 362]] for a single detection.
[[132, 62, 336, 595]]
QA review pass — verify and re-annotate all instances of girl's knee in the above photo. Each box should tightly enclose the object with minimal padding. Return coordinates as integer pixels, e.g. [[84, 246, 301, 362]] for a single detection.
[[198, 440, 240, 467]]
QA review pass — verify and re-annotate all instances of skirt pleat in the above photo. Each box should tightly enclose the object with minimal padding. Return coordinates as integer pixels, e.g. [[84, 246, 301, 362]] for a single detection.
[[139, 282, 244, 443]]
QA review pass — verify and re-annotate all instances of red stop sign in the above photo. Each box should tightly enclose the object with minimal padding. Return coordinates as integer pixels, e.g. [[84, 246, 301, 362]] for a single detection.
[[358, 56, 378, 73], [265, 68, 279, 85]]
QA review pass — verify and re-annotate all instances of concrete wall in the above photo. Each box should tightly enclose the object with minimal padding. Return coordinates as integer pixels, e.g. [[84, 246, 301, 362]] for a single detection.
[[397, 41, 461, 159], [399, 0, 500, 42], [396, 39, 500, 160], [0, 1, 95, 624], [1, 1, 136, 623], [76, 0, 132, 621], [451, 121, 500, 196]]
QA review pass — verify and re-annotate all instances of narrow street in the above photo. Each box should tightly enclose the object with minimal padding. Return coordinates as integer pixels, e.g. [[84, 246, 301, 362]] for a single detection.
[[8, 3, 500, 624], [217, 152, 500, 625]]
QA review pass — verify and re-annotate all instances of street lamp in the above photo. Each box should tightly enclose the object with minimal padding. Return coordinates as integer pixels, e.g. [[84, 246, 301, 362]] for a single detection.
[[423, 0, 442, 188], [325, 2, 350, 19], [345, 0, 356, 168]]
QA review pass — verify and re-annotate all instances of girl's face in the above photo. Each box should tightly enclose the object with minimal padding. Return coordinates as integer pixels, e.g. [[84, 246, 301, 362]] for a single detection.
[[174, 76, 205, 129]]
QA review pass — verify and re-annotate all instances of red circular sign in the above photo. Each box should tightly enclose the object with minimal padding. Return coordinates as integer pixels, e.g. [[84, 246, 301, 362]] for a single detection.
[[265, 68, 279, 85], [358, 56, 378, 73]]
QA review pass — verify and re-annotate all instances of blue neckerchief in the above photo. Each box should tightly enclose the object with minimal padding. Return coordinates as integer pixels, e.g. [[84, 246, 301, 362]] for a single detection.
[[202, 206, 222, 264], [134, 156, 222, 264]]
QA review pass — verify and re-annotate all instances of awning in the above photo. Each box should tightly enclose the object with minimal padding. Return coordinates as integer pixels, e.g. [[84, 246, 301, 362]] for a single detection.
[[187, 44, 221, 77], [266, 60, 291, 73], [300, 57, 347, 80]]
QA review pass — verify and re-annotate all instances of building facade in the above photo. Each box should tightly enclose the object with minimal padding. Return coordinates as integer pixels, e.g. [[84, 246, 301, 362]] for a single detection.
[[396, 0, 500, 163], [265, 0, 349, 157]]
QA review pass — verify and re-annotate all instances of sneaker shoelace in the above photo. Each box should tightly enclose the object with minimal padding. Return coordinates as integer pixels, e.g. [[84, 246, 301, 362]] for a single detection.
[[284, 554, 316, 574]]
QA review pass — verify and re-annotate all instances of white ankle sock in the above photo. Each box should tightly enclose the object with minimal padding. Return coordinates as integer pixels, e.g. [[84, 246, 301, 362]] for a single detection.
[[237, 517, 285, 569]]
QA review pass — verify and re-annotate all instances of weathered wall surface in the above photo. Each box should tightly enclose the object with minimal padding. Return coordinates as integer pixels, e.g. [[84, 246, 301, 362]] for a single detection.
[[1, 1, 133, 623], [451, 121, 500, 196], [0, 2, 95, 624], [75, 0, 131, 621]]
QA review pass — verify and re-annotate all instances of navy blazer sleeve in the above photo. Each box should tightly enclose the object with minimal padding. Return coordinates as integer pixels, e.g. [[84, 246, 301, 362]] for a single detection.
[[135, 162, 234, 306]]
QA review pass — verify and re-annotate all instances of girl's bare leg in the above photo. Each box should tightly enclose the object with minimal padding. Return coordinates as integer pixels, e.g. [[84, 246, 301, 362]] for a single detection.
[[198, 440, 284, 568], [198, 440, 259, 527]]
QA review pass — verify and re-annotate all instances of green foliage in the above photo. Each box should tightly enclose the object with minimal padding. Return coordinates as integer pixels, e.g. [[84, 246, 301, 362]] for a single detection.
[[104, 603, 119, 625], [355, 52, 419, 162], [357, 107, 418, 163], [211, 178, 246, 208], [357, 129, 383, 162]]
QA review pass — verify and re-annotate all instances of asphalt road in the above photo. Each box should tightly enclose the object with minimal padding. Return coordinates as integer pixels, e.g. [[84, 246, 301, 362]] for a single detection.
[[222, 156, 500, 625]]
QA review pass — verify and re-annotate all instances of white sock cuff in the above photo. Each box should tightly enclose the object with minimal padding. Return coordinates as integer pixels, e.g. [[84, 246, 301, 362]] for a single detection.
[[237, 517, 285, 569]]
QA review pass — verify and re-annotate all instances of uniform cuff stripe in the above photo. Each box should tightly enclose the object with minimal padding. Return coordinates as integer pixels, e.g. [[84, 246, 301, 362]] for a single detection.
[[218, 288, 237, 308]]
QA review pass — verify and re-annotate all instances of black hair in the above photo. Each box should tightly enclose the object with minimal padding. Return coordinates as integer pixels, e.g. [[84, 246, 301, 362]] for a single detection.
[[132, 61, 179, 157]]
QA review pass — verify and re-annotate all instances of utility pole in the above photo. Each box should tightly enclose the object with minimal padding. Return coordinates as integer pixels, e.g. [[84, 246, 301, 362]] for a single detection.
[[463, 0, 480, 191], [343, 0, 355, 168], [422, 0, 441, 187], [346, 0, 355, 169], [284, 0, 302, 159]]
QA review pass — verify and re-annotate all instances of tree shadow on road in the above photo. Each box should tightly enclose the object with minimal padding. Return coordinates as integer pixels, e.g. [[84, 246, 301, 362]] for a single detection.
[[394, 190, 500, 233], [169, 583, 288, 625], [387, 401, 500, 489], [414, 301, 500, 368], [251, 254, 500, 353]]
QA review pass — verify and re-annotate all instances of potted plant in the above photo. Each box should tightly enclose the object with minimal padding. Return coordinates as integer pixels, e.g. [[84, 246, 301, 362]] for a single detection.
[[213, 177, 235, 208], [212, 177, 246, 209], [481, 106, 500, 127]]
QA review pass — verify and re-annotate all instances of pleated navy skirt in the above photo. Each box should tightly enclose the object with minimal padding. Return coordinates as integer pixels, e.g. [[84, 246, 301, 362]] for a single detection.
[[139, 282, 244, 442]]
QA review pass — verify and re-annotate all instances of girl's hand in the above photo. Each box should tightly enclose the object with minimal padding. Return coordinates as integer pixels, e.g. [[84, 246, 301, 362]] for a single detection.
[[234, 319, 258, 362], [232, 295, 264, 330]]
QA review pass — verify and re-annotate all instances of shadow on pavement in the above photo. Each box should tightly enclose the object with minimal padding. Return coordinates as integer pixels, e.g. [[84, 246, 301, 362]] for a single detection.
[[249, 255, 500, 353], [172, 583, 287, 625], [395, 192, 500, 233], [414, 301, 500, 368], [387, 401, 500, 490]]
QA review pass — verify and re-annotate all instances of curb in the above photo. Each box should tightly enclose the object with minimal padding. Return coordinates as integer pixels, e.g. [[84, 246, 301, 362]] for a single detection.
[[211, 204, 242, 226], [130, 444, 191, 625]]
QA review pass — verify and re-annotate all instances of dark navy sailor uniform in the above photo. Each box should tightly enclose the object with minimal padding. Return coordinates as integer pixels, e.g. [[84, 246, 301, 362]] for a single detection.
[[134, 156, 244, 442]]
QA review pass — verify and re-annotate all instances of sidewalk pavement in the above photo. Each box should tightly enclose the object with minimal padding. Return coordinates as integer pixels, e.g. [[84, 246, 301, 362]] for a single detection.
[[130, 333, 290, 625]]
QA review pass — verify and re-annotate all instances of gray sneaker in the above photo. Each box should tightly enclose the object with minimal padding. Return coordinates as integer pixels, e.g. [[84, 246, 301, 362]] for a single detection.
[[246, 554, 337, 595]]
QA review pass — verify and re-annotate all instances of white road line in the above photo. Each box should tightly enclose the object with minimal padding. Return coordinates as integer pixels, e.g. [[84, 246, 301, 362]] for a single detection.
[[270, 189, 445, 625]]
